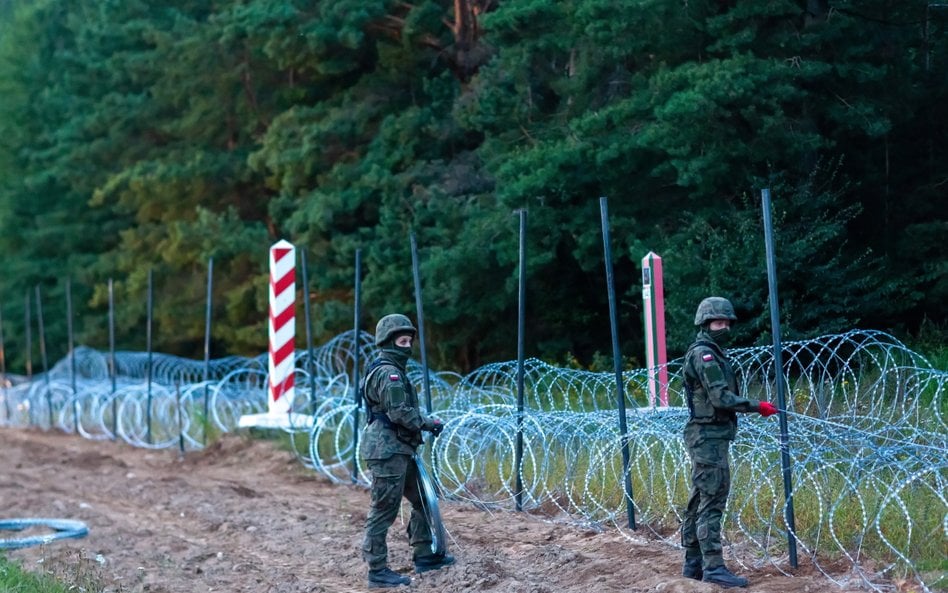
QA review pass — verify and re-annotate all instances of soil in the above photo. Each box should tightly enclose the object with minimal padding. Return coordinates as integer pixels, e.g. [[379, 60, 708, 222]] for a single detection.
[[1, 428, 883, 593]]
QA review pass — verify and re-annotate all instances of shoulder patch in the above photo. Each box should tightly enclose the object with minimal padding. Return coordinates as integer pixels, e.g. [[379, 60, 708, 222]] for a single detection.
[[389, 374, 400, 381], [702, 353, 714, 362]]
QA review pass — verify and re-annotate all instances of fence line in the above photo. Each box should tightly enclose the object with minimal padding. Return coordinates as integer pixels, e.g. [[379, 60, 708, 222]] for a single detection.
[[0, 329, 944, 592]]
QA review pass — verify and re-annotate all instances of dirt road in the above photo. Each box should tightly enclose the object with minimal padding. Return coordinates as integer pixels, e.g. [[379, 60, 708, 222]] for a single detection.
[[0, 428, 877, 592]]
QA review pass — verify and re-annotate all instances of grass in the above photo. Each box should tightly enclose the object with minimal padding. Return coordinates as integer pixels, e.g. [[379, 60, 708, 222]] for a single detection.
[[0, 550, 112, 593], [0, 555, 68, 593], [192, 407, 223, 445]]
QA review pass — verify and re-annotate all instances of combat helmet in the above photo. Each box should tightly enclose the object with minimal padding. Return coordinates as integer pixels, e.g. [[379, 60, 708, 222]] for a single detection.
[[694, 297, 737, 326], [375, 313, 417, 346]]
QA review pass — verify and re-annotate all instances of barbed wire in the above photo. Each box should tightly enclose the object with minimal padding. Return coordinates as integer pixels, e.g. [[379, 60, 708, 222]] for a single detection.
[[0, 329, 944, 592]]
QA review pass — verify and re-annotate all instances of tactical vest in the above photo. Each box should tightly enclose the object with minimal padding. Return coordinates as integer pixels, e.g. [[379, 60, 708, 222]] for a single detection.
[[360, 358, 392, 418], [683, 340, 738, 426], [360, 358, 422, 447]]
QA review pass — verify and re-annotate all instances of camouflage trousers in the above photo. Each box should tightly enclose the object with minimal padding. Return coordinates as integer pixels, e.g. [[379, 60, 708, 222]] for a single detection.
[[362, 454, 433, 570], [681, 438, 731, 570]]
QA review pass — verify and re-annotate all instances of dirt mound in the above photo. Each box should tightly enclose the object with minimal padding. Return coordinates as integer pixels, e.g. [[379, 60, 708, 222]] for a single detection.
[[1, 428, 880, 593]]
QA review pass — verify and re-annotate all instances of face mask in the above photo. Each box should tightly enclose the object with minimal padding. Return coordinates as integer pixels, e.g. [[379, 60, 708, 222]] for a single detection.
[[708, 327, 731, 346], [382, 345, 413, 367]]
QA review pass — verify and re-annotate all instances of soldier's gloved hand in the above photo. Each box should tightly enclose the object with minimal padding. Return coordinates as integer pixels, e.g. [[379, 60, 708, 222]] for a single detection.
[[758, 402, 778, 417], [423, 418, 444, 437]]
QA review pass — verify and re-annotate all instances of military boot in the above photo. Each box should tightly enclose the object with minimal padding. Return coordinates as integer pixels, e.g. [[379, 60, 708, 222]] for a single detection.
[[414, 552, 456, 573], [367, 567, 411, 588], [682, 557, 703, 580], [702, 565, 748, 588]]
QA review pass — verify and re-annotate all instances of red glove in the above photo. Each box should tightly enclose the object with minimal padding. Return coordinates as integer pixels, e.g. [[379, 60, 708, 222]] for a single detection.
[[426, 418, 444, 436], [758, 402, 778, 417]]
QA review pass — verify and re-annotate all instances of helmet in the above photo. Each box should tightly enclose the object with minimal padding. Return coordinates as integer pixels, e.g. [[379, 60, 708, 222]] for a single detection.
[[694, 297, 737, 326], [374, 314, 417, 346]]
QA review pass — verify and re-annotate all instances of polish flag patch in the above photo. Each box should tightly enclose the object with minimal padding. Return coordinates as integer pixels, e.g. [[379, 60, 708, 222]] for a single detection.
[[702, 354, 714, 362], [389, 374, 400, 381]]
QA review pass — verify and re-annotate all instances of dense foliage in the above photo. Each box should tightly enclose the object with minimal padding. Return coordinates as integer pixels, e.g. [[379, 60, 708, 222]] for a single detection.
[[1, 0, 945, 372]]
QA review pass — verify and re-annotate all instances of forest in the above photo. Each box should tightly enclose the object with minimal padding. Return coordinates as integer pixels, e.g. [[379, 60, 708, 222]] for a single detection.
[[0, 0, 945, 372]]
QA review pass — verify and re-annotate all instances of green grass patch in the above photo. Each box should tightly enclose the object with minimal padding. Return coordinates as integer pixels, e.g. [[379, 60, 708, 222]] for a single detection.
[[0, 550, 120, 593], [0, 555, 69, 593], [0, 551, 113, 593]]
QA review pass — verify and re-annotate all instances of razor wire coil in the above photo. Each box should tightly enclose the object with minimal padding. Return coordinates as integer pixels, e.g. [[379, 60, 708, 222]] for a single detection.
[[0, 329, 944, 592]]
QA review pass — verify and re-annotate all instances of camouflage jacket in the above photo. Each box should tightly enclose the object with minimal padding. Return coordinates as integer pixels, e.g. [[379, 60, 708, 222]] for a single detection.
[[682, 331, 761, 445], [360, 353, 428, 460]]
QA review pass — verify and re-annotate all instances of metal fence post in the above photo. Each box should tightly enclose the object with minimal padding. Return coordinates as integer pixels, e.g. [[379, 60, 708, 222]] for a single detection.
[[599, 197, 637, 530], [761, 188, 799, 567]]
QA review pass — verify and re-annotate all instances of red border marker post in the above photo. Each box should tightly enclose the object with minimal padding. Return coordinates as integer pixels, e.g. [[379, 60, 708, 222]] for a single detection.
[[240, 240, 311, 429], [641, 252, 668, 407], [267, 240, 296, 415]]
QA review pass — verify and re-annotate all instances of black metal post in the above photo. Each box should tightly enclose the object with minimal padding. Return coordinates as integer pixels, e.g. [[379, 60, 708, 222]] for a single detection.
[[176, 380, 185, 454], [351, 248, 362, 481], [67, 278, 78, 432], [0, 302, 7, 422], [24, 292, 32, 378], [300, 250, 316, 414], [109, 278, 117, 439], [25, 291, 33, 426], [409, 233, 433, 414], [410, 233, 440, 482], [35, 285, 53, 430], [760, 188, 799, 567], [202, 258, 213, 445], [0, 302, 6, 378], [515, 209, 527, 512], [146, 268, 154, 445], [599, 197, 637, 530]]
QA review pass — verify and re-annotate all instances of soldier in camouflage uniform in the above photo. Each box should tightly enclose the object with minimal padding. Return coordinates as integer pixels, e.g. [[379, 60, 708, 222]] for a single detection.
[[361, 313, 455, 588], [681, 297, 778, 588]]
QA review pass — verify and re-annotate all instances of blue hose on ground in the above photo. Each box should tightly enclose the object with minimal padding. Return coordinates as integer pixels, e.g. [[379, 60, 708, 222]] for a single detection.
[[0, 518, 89, 550]]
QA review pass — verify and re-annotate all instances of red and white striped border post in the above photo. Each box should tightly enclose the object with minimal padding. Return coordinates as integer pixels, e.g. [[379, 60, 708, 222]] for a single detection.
[[642, 251, 669, 407], [239, 240, 313, 429], [268, 240, 296, 415]]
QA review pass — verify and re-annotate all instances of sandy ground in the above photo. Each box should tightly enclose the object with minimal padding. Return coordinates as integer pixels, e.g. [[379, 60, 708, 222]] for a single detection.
[[0, 428, 884, 593]]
